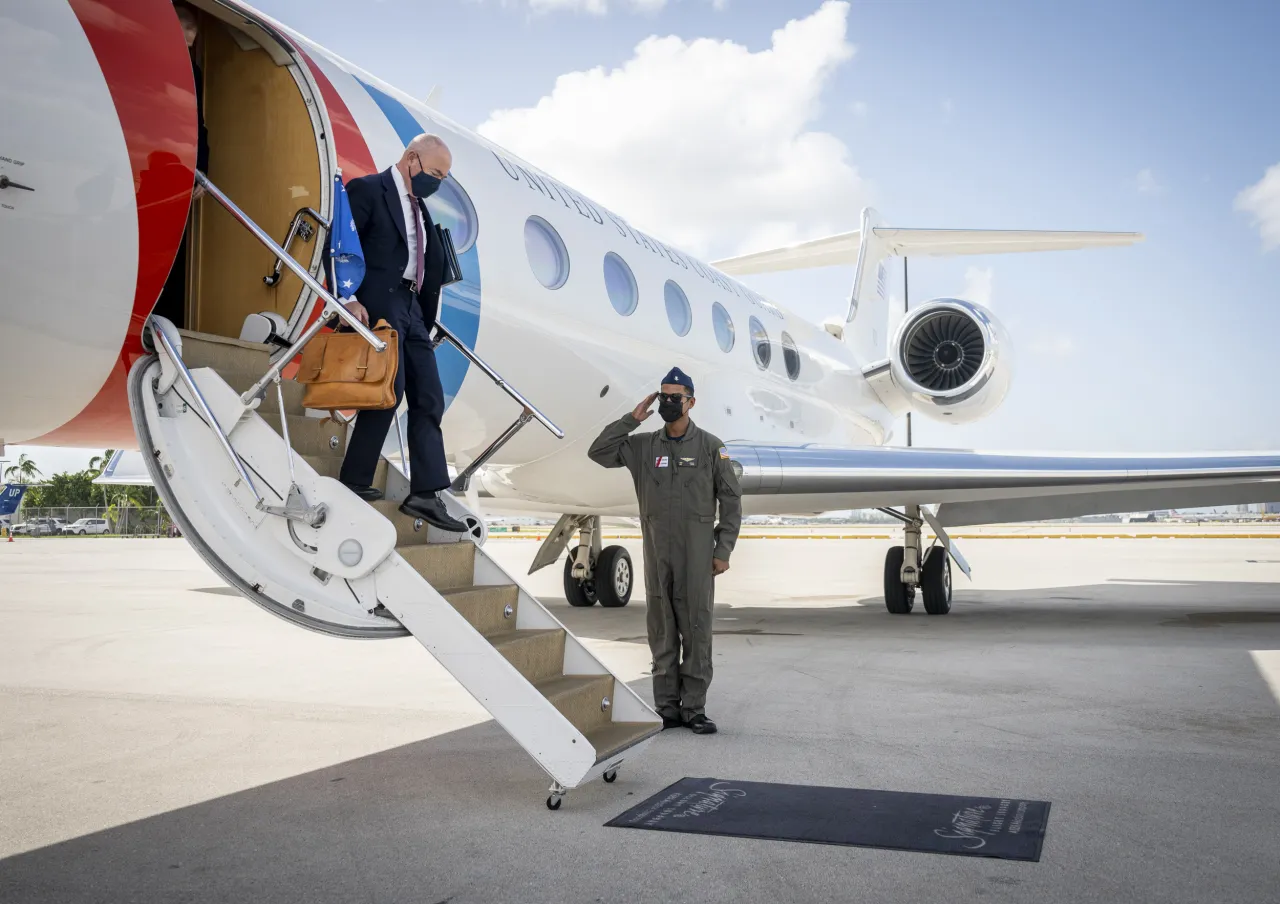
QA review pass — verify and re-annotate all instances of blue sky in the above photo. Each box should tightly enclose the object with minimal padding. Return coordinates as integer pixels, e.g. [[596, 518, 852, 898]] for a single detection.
[[10, 0, 1279, 477]]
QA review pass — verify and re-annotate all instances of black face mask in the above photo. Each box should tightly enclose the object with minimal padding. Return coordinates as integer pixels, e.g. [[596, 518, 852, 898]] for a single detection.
[[658, 397, 686, 423], [411, 171, 441, 198]]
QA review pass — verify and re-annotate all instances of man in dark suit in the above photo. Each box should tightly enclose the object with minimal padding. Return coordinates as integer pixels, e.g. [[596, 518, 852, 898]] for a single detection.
[[339, 134, 466, 533]]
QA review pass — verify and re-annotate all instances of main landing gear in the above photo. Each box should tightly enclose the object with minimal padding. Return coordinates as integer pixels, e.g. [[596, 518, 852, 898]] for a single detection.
[[881, 504, 953, 615], [561, 515, 633, 608]]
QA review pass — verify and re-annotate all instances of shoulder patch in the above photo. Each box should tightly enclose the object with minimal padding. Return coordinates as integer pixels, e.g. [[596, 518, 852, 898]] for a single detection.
[[719, 447, 730, 460]]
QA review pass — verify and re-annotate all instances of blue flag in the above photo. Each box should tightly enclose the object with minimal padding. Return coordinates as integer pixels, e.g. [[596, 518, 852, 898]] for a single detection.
[[0, 484, 28, 520], [330, 172, 365, 298]]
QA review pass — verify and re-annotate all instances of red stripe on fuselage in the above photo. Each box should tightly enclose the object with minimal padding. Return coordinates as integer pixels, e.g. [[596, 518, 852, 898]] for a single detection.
[[34, 0, 197, 447]]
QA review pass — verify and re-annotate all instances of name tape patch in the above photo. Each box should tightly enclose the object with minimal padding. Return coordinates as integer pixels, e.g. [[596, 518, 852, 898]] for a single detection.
[[655, 455, 669, 468]]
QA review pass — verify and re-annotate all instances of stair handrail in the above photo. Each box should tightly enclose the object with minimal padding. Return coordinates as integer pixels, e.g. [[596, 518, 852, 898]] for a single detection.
[[264, 207, 330, 287], [432, 322, 564, 440], [193, 170, 386, 406], [148, 320, 264, 506]]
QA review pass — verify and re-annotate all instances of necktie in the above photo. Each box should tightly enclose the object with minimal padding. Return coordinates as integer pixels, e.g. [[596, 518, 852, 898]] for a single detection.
[[412, 198, 426, 291]]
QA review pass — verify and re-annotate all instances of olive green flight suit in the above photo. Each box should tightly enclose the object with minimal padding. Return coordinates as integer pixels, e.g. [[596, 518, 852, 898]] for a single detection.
[[588, 415, 742, 720]]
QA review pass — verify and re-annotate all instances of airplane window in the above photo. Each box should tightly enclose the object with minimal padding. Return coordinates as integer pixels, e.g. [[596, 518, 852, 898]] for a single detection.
[[664, 280, 691, 337], [750, 317, 771, 369], [524, 216, 569, 289], [426, 176, 478, 253], [781, 331, 801, 380], [712, 302, 735, 352], [603, 252, 638, 316]]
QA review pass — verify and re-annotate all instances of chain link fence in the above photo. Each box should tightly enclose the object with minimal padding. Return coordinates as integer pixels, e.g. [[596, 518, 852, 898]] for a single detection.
[[9, 506, 180, 538]]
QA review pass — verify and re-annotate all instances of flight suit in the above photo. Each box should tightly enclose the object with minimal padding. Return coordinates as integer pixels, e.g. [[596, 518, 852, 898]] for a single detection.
[[588, 415, 742, 720]]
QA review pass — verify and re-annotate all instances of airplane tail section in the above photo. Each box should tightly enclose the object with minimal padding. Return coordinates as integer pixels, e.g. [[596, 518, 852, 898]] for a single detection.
[[711, 210, 1143, 364], [1, 484, 29, 522]]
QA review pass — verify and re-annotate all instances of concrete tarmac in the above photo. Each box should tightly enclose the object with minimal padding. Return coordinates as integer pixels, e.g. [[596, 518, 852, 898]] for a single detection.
[[2, 536, 1279, 903]]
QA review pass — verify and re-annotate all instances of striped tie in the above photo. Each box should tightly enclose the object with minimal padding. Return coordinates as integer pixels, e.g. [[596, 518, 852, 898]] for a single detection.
[[413, 199, 426, 292]]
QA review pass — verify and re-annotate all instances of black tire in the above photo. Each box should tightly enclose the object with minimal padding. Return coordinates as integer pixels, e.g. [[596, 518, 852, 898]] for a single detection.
[[883, 546, 915, 614], [921, 547, 953, 615], [603, 770, 618, 784], [593, 545, 633, 608], [563, 546, 598, 607], [546, 796, 562, 810]]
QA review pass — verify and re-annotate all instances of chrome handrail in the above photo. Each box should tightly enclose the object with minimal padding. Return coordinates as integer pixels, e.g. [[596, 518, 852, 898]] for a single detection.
[[151, 324, 263, 505], [433, 322, 564, 439], [193, 171, 386, 406], [264, 207, 330, 287]]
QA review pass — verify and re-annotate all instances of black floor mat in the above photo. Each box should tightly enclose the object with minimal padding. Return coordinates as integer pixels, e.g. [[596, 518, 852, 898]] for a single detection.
[[606, 777, 1050, 861]]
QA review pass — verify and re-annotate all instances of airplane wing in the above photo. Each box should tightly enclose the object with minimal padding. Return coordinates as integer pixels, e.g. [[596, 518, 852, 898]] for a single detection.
[[725, 444, 1280, 526], [710, 228, 1143, 276]]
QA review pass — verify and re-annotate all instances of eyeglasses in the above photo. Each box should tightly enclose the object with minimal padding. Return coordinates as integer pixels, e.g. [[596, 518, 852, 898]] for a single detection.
[[657, 392, 690, 404]]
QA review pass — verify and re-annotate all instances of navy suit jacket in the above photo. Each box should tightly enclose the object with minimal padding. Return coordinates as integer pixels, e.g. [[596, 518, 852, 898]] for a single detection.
[[344, 168, 448, 327]]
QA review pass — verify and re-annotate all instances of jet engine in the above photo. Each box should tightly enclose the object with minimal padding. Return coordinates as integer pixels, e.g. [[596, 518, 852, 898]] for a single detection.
[[880, 298, 1012, 424]]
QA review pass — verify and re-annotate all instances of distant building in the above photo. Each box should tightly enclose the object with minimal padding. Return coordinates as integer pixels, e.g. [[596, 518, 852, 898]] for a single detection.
[[1266, 502, 1280, 515]]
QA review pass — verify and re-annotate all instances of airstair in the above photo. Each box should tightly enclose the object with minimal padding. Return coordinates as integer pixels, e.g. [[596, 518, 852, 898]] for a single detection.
[[129, 173, 660, 809]]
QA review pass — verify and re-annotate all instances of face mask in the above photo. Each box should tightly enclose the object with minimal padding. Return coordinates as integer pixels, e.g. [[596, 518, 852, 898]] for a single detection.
[[411, 171, 441, 198], [658, 397, 686, 423]]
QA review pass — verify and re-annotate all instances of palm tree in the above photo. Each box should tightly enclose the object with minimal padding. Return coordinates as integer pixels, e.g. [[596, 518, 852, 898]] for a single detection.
[[3, 454, 42, 485], [88, 450, 116, 508], [87, 449, 116, 477]]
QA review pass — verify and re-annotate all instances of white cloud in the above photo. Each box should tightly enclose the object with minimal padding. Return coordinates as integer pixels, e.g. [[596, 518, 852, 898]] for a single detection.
[[517, 0, 727, 13], [477, 1, 865, 258], [1235, 162, 1280, 252], [1136, 168, 1165, 196], [962, 265, 993, 305]]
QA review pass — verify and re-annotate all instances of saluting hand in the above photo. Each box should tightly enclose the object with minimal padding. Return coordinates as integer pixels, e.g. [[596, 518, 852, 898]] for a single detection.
[[713, 558, 729, 576], [632, 392, 658, 421]]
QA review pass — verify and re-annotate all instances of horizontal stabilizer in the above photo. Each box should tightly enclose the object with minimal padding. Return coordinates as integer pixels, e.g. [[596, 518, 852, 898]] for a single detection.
[[712, 227, 1143, 276]]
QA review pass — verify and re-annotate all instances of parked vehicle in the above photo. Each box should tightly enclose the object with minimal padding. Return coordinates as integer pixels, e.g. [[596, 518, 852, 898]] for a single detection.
[[13, 518, 67, 536], [63, 518, 111, 535]]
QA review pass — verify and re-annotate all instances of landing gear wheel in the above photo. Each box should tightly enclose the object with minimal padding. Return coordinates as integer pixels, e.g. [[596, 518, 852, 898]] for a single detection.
[[546, 795, 562, 810], [883, 546, 915, 614], [921, 547, 952, 615], [603, 769, 618, 784], [563, 545, 598, 607], [593, 546, 633, 608]]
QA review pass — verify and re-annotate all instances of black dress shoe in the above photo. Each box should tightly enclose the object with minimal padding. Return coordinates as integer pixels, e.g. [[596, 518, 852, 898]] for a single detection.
[[685, 714, 718, 735], [342, 483, 383, 502], [399, 493, 468, 533], [661, 714, 684, 730]]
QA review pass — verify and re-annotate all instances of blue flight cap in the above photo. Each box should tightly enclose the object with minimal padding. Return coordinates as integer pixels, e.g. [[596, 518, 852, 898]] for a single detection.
[[661, 366, 694, 395]]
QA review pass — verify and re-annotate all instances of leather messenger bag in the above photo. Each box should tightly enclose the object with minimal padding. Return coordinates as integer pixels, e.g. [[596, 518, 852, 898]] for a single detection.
[[296, 319, 399, 414]]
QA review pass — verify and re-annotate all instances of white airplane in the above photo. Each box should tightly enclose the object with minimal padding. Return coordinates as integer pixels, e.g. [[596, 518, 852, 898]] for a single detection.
[[9, 0, 1280, 613], [9, 0, 1280, 803]]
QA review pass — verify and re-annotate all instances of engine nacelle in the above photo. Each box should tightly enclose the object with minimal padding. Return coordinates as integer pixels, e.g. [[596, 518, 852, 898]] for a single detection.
[[873, 298, 1012, 424]]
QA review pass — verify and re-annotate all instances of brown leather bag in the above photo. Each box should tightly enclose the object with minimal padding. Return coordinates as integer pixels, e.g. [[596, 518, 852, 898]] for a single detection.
[[296, 319, 399, 414]]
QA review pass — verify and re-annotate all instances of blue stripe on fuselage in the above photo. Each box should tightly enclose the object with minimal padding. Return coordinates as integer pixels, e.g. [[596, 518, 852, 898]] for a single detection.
[[356, 78, 480, 410]]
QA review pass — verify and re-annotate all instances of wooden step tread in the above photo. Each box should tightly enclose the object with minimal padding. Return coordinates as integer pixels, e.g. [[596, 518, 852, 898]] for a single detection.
[[587, 721, 663, 764], [487, 628, 561, 648], [535, 673, 611, 699]]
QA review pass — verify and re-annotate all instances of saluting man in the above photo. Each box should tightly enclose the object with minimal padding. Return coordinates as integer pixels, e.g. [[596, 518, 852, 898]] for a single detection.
[[588, 367, 742, 735]]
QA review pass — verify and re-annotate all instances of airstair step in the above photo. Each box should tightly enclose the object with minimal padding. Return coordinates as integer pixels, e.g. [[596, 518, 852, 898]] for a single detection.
[[441, 584, 519, 636], [536, 673, 615, 736], [586, 721, 663, 765], [371, 500, 444, 546], [488, 629, 566, 684], [398, 541, 476, 586], [178, 329, 271, 373], [216, 370, 307, 415], [261, 412, 345, 457], [302, 456, 386, 487]]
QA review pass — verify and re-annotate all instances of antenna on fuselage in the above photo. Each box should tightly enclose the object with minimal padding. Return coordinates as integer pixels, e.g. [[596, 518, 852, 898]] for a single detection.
[[425, 85, 442, 108]]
